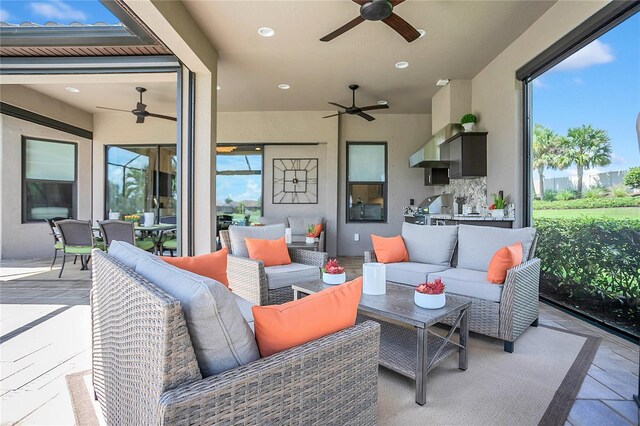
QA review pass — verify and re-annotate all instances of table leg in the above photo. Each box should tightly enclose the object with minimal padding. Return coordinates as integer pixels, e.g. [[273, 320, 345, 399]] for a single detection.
[[293, 289, 300, 300], [415, 326, 428, 405], [459, 308, 469, 371]]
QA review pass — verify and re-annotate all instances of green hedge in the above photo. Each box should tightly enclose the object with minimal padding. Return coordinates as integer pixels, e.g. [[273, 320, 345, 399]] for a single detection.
[[533, 217, 640, 307], [533, 196, 640, 210]]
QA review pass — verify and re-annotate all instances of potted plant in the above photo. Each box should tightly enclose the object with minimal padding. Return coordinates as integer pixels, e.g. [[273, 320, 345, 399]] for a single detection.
[[488, 193, 511, 218], [460, 113, 477, 132], [415, 278, 446, 309], [124, 214, 140, 227], [322, 259, 346, 285], [306, 224, 316, 244]]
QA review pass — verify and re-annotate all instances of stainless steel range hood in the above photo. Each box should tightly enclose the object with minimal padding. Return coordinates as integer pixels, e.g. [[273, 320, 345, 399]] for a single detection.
[[409, 123, 463, 168]]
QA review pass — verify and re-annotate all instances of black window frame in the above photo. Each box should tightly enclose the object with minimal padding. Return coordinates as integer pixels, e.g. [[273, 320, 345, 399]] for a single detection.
[[21, 136, 78, 224], [346, 141, 388, 223]]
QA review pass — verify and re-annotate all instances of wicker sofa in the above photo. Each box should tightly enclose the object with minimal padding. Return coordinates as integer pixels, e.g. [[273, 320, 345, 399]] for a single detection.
[[92, 248, 380, 425], [365, 223, 541, 353], [220, 225, 328, 305]]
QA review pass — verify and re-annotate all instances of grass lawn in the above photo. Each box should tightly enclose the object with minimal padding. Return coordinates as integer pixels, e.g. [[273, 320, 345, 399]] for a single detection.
[[533, 207, 640, 219]]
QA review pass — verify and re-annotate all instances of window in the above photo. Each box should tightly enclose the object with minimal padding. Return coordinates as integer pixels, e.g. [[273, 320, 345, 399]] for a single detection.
[[105, 145, 177, 221], [22, 137, 77, 222], [216, 145, 263, 226], [347, 142, 387, 222]]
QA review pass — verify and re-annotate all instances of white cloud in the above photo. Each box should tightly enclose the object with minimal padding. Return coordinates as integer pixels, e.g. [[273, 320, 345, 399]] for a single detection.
[[0, 9, 12, 21], [532, 78, 548, 89], [554, 40, 614, 71], [29, 1, 88, 21], [573, 77, 584, 85], [611, 153, 626, 165]]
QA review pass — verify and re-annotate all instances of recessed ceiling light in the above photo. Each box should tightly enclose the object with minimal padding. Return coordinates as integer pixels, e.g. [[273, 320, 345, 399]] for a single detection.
[[255, 147, 262, 151], [278, 84, 290, 90], [377, 100, 388, 105], [436, 79, 450, 86], [417, 29, 426, 38], [395, 61, 409, 69], [217, 85, 221, 90], [258, 27, 275, 37], [65, 86, 80, 93]]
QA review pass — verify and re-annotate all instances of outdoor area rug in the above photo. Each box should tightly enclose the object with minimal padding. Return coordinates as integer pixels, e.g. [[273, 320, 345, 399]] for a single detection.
[[377, 325, 600, 426], [67, 325, 599, 426]]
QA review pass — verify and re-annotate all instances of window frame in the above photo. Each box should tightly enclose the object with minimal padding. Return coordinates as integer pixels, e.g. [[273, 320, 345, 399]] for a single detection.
[[346, 141, 388, 223], [21, 136, 78, 224], [215, 144, 264, 218]]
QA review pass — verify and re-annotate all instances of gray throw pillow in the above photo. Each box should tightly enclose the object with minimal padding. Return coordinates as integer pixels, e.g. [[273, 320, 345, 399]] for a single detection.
[[228, 224, 286, 257], [401, 223, 458, 266], [135, 256, 260, 377]]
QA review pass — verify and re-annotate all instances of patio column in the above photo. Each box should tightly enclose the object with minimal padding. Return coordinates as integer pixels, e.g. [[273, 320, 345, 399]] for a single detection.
[[124, 0, 218, 254]]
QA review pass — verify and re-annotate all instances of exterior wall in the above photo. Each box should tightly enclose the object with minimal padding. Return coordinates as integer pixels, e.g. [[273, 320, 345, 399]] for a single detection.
[[0, 86, 93, 259], [338, 114, 432, 256], [471, 0, 608, 227], [91, 112, 177, 223]]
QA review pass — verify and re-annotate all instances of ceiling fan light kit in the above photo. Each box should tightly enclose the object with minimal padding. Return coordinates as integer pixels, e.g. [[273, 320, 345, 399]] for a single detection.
[[96, 86, 176, 124], [320, 0, 421, 43], [324, 84, 389, 122]]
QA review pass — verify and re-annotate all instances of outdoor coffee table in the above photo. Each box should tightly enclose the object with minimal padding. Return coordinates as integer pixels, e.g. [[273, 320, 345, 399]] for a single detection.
[[292, 280, 470, 405]]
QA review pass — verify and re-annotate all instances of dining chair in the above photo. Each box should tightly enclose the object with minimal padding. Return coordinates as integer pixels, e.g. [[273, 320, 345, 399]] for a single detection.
[[158, 216, 177, 256], [54, 219, 96, 278], [98, 220, 156, 252], [45, 217, 68, 270]]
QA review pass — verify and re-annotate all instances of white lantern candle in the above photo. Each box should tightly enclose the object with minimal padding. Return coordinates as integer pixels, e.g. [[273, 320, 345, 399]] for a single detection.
[[144, 212, 155, 227], [363, 262, 386, 295], [285, 227, 292, 244]]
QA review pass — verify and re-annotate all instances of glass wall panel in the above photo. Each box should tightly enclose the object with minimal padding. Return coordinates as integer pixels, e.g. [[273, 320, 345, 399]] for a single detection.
[[528, 13, 639, 337], [216, 145, 262, 227]]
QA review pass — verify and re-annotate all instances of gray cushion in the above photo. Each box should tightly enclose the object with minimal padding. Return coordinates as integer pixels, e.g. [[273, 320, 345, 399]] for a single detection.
[[386, 262, 450, 286], [107, 240, 155, 270], [428, 268, 503, 302], [288, 216, 324, 236], [401, 223, 458, 266], [228, 224, 286, 258], [135, 256, 260, 377], [457, 225, 536, 272], [233, 293, 255, 332], [264, 262, 320, 290]]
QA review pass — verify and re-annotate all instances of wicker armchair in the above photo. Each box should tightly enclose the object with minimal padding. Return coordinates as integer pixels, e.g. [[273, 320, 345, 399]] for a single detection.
[[365, 235, 540, 353], [220, 230, 328, 305], [92, 250, 380, 425]]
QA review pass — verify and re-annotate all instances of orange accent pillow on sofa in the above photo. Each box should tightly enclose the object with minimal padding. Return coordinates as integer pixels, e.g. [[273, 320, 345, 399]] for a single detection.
[[252, 277, 363, 357], [486, 242, 523, 284], [244, 237, 291, 267], [371, 235, 409, 263], [161, 248, 229, 287], [312, 223, 323, 238]]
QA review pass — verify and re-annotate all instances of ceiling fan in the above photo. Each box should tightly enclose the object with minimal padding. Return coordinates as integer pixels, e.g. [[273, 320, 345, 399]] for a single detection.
[[96, 87, 176, 124], [320, 0, 420, 43], [323, 84, 389, 121]]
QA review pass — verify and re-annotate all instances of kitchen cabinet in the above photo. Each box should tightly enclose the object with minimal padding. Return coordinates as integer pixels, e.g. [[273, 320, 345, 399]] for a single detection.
[[440, 132, 487, 178], [424, 167, 449, 185]]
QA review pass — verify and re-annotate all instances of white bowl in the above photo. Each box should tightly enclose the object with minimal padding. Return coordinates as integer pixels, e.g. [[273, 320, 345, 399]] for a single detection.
[[414, 292, 446, 309], [322, 272, 346, 285]]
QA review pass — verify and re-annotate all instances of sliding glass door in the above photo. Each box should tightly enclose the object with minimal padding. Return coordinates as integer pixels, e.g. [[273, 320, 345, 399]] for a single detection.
[[105, 145, 177, 222]]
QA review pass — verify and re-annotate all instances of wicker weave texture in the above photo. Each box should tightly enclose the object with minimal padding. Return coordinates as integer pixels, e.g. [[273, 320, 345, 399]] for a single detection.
[[159, 321, 380, 425], [499, 258, 541, 341], [92, 250, 201, 425]]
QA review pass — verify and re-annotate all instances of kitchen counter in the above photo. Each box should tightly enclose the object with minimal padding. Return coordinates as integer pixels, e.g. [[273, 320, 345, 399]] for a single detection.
[[429, 214, 515, 222]]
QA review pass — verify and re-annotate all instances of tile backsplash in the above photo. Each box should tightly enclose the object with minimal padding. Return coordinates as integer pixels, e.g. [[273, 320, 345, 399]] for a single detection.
[[441, 177, 487, 212]]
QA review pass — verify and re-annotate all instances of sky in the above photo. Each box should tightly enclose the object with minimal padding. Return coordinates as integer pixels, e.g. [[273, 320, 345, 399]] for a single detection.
[[532, 12, 640, 178], [216, 155, 263, 206], [1, 0, 119, 24]]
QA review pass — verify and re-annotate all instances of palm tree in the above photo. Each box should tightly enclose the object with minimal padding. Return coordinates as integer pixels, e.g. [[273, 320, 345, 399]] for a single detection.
[[532, 124, 562, 198], [558, 125, 612, 196]]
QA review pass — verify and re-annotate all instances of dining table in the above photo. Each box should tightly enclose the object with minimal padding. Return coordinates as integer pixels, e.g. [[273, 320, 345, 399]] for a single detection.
[[92, 223, 176, 254]]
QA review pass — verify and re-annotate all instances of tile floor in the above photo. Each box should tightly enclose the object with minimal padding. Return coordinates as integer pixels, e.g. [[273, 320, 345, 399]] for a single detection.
[[0, 256, 637, 425]]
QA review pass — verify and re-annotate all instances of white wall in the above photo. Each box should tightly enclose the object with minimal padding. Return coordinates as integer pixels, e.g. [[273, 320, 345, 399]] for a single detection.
[[338, 114, 432, 256], [91, 112, 177, 223], [471, 0, 608, 227], [0, 87, 93, 259]]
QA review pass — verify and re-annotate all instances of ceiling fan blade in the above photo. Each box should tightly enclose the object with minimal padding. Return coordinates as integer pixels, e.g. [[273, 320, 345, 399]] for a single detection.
[[147, 112, 177, 122], [359, 104, 390, 112], [390, 0, 406, 6], [328, 101, 349, 109], [322, 112, 344, 119], [382, 12, 420, 42], [351, 0, 369, 4], [357, 112, 375, 121], [96, 106, 130, 113], [136, 116, 145, 124], [136, 102, 147, 111], [320, 15, 365, 42]]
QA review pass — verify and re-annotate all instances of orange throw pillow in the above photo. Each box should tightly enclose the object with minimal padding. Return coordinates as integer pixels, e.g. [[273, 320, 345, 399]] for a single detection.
[[312, 223, 323, 238], [371, 235, 409, 263], [245, 237, 291, 267], [161, 248, 229, 287], [252, 277, 363, 357], [486, 242, 523, 284]]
